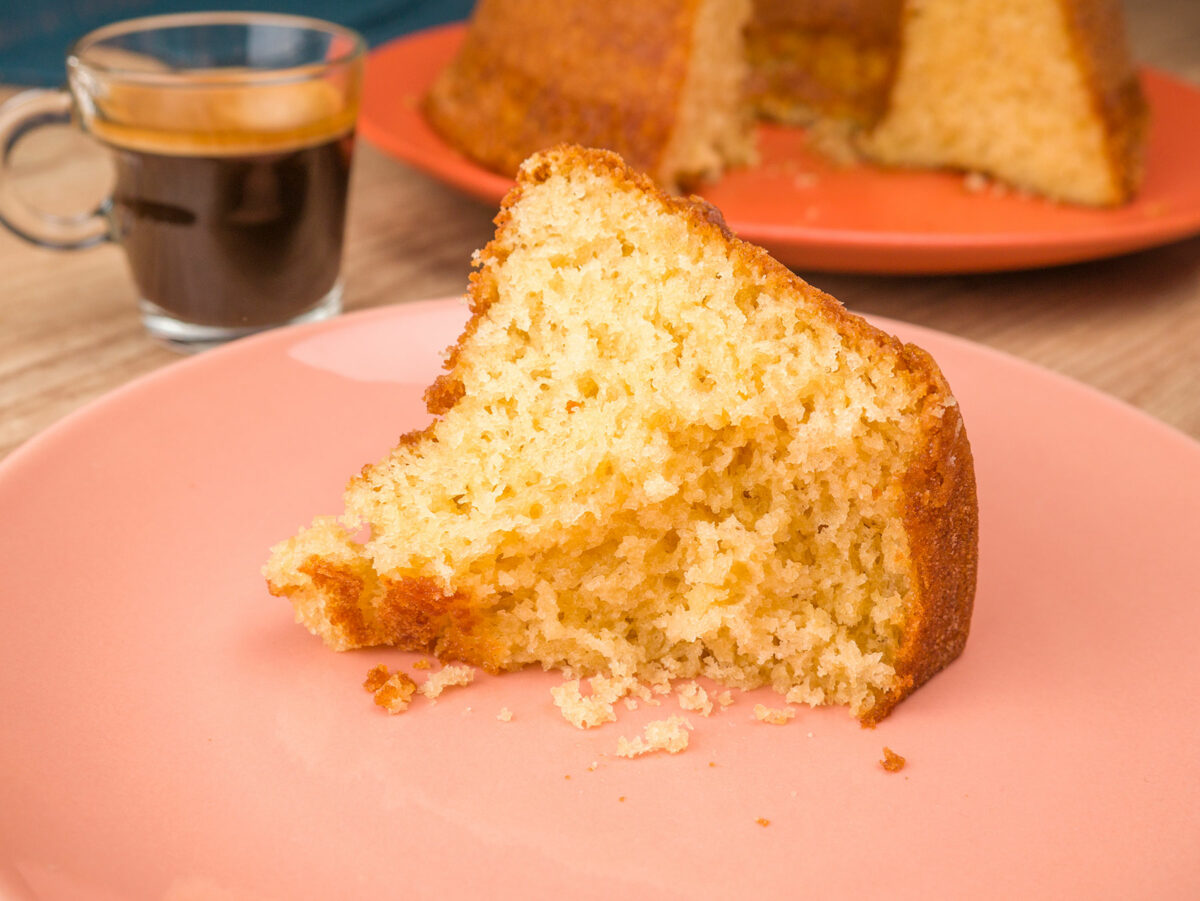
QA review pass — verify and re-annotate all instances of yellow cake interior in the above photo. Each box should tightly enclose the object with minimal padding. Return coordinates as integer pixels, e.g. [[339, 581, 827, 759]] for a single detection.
[[862, 0, 1132, 205], [658, 0, 757, 187]]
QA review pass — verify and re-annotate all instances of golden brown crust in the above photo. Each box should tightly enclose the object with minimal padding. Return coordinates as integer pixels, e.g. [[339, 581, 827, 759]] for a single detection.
[[1058, 0, 1149, 204], [861, 347, 978, 725], [395, 425, 434, 448], [370, 668, 418, 712], [422, 0, 697, 183], [281, 554, 506, 667], [424, 373, 465, 416], [295, 557, 374, 647], [375, 576, 457, 651], [880, 746, 907, 772], [376, 577, 509, 672], [363, 663, 392, 692]]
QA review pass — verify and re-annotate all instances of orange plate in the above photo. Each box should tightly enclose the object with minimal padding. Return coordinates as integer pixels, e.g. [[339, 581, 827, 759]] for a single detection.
[[2, 298, 1199, 899], [360, 24, 1200, 274]]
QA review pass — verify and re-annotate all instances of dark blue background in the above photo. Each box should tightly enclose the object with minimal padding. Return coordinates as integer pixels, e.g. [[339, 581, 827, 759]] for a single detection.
[[0, 1, 474, 85]]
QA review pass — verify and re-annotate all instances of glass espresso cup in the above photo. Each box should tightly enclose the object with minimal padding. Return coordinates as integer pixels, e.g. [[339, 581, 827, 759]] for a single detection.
[[0, 12, 365, 351]]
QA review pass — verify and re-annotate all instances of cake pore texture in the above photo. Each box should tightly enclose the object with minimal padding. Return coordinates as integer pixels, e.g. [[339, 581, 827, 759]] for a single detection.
[[264, 145, 978, 724]]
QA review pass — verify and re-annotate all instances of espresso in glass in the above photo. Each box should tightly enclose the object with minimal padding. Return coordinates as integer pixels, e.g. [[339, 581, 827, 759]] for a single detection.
[[91, 81, 356, 333], [0, 13, 364, 351]]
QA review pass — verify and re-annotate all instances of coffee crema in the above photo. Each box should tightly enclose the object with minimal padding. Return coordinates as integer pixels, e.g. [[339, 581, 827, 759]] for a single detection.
[[90, 81, 356, 327]]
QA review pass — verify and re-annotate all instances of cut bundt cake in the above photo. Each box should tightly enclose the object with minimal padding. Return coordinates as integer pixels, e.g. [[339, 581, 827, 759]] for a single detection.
[[424, 0, 1146, 205], [422, 0, 755, 192], [265, 145, 978, 725]]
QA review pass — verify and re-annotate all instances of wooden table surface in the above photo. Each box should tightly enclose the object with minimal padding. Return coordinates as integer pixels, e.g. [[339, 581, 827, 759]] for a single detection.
[[2, 3, 1198, 461]]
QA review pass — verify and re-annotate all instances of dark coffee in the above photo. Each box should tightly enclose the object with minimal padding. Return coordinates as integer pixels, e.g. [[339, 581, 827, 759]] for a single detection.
[[104, 132, 353, 327]]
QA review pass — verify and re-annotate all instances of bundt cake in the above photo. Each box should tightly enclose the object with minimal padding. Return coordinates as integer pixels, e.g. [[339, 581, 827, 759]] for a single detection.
[[264, 145, 978, 724], [425, 0, 1146, 206]]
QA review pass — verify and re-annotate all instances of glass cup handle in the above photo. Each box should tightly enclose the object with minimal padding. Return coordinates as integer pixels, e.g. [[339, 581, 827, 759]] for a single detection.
[[0, 88, 113, 250]]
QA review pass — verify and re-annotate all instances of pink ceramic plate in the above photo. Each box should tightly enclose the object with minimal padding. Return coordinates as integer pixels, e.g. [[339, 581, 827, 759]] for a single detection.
[[360, 24, 1200, 275], [2, 298, 1198, 899]]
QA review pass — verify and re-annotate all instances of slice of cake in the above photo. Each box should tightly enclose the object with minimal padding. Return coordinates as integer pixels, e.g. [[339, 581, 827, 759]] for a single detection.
[[422, 0, 755, 192], [265, 145, 978, 725], [858, 0, 1147, 206]]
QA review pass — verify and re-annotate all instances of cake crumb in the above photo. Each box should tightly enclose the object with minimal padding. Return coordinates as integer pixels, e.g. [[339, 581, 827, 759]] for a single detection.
[[420, 664, 475, 700], [676, 681, 713, 716], [756, 818, 771, 828], [963, 171, 990, 193], [363, 663, 391, 693], [412, 659, 431, 670], [785, 684, 825, 707], [371, 670, 418, 714], [551, 675, 636, 729], [618, 796, 626, 802], [648, 673, 673, 696], [964, 170, 1012, 197], [806, 118, 860, 166], [497, 707, 513, 722], [753, 703, 795, 725], [716, 691, 734, 709], [551, 680, 617, 729], [616, 716, 692, 758], [592, 675, 637, 699], [629, 682, 654, 702], [881, 747, 906, 773], [628, 682, 660, 706]]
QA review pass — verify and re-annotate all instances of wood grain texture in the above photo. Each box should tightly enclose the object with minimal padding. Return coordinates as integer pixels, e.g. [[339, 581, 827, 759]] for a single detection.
[[1, 0, 1197, 460]]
